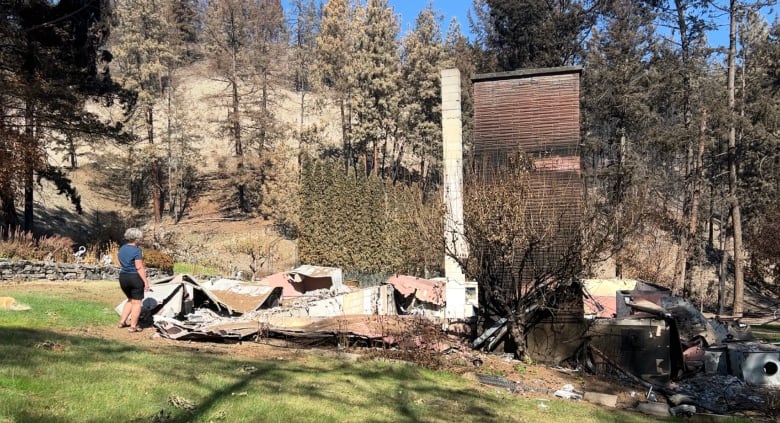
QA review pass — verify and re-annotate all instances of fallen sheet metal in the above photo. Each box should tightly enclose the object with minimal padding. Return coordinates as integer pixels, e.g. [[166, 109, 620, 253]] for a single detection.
[[471, 318, 507, 349], [386, 275, 445, 306], [206, 278, 282, 313], [255, 266, 347, 299], [255, 271, 301, 297], [253, 284, 396, 318], [154, 313, 450, 348], [661, 297, 722, 347], [115, 274, 241, 321], [151, 283, 402, 341], [288, 265, 345, 293]]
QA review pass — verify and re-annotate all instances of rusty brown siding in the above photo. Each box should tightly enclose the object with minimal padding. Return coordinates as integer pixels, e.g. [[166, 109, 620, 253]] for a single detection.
[[473, 69, 581, 160], [472, 67, 583, 289]]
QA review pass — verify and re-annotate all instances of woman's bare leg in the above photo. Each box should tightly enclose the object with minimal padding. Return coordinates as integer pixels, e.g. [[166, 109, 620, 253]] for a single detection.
[[119, 301, 132, 327], [128, 299, 142, 329]]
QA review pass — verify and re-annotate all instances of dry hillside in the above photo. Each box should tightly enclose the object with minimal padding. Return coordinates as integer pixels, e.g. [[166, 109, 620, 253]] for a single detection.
[[34, 61, 322, 277]]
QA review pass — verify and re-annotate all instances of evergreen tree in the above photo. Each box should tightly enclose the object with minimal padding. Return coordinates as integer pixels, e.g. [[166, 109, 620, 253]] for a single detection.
[[203, 0, 253, 158], [290, 0, 321, 144], [203, 0, 287, 214], [316, 0, 357, 173], [245, 0, 287, 154], [399, 4, 445, 194], [444, 18, 476, 156], [727, 3, 780, 310], [581, 0, 660, 278], [298, 156, 442, 273], [0, 0, 120, 234], [472, 0, 601, 71], [350, 0, 401, 177], [171, 0, 203, 62], [649, 0, 715, 297], [112, 0, 184, 222]]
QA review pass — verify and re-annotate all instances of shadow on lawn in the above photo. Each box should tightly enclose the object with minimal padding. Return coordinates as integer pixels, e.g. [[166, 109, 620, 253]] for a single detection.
[[0, 327, 505, 422], [171, 353, 502, 423]]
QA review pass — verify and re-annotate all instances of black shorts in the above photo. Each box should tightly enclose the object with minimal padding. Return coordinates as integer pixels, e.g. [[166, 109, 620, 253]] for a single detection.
[[119, 273, 144, 300]]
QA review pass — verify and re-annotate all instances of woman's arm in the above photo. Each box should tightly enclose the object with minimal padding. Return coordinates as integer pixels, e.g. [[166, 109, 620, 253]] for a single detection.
[[134, 259, 150, 291]]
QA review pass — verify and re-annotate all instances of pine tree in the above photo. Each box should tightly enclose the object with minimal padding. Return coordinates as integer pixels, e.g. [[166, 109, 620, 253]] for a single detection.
[[112, 0, 184, 222], [350, 0, 401, 177], [0, 0, 120, 234], [202, 0, 287, 214], [581, 0, 660, 278], [399, 5, 445, 194], [725, 1, 780, 314], [740, 12, 780, 287], [170, 0, 202, 63], [473, 0, 601, 71], [316, 0, 356, 173], [647, 0, 715, 297], [290, 0, 321, 145], [203, 0, 251, 158], [739, 11, 780, 254], [444, 18, 476, 153], [245, 0, 287, 154]]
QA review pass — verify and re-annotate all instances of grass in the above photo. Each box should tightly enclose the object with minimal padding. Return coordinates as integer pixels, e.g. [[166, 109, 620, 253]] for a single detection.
[[0, 284, 665, 423], [752, 324, 780, 343], [173, 262, 221, 276]]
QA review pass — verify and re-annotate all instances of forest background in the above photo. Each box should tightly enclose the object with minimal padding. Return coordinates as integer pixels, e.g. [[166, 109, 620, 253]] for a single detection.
[[2, 0, 780, 323]]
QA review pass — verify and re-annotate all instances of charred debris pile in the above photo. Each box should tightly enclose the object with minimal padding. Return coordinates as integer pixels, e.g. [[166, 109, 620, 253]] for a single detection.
[[118, 270, 780, 419]]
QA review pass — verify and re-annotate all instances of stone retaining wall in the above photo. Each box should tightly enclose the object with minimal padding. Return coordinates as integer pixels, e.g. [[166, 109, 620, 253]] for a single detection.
[[0, 259, 170, 281]]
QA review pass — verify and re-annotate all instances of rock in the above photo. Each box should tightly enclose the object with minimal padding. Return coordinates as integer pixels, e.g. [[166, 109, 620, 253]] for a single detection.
[[636, 401, 670, 417], [670, 404, 696, 417], [583, 392, 618, 408]]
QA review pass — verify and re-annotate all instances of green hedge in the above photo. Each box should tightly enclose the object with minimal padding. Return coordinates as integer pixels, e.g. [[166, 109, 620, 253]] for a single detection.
[[298, 157, 443, 276]]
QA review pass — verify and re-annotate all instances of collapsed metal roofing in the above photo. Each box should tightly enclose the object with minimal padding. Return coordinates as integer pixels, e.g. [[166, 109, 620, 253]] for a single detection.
[[118, 270, 446, 346]]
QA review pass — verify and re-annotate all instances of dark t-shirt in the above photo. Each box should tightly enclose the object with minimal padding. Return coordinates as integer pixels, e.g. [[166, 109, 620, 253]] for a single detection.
[[118, 244, 143, 274]]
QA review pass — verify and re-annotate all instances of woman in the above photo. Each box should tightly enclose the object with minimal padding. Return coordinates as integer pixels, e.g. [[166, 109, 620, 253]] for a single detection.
[[117, 227, 151, 332]]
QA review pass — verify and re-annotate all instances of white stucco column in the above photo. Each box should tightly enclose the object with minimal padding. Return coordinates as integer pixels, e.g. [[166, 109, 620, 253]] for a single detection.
[[441, 68, 469, 319]]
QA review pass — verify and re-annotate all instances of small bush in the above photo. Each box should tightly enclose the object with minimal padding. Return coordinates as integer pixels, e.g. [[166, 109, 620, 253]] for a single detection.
[[39, 235, 77, 262], [0, 230, 35, 259], [144, 249, 174, 273]]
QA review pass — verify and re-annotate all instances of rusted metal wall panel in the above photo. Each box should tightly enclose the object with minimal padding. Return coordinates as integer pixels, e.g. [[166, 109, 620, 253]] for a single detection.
[[473, 69, 581, 160], [472, 67, 583, 290]]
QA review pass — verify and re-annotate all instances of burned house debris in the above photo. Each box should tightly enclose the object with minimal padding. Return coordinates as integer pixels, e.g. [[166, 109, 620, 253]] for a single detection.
[[113, 267, 779, 419], [122, 269, 450, 347], [116, 267, 780, 418], [577, 278, 780, 416], [109, 66, 778, 419], [462, 65, 778, 417]]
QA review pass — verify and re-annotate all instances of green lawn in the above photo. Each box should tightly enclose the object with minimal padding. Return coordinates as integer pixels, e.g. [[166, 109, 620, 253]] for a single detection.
[[0, 284, 666, 423], [751, 323, 780, 343], [173, 262, 221, 276]]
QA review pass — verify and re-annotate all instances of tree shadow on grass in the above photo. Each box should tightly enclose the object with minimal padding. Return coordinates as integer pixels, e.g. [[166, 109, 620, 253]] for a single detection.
[[0, 327, 507, 423]]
